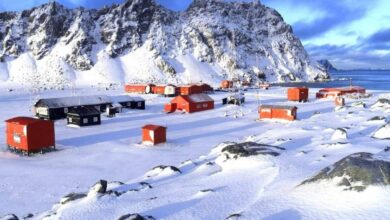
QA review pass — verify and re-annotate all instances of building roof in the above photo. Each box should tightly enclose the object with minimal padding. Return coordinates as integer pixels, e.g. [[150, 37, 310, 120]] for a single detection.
[[187, 94, 214, 103], [5, 117, 44, 125], [67, 106, 101, 117], [35, 95, 111, 108], [142, 124, 166, 131], [319, 86, 365, 92], [110, 95, 145, 103], [260, 105, 297, 110]]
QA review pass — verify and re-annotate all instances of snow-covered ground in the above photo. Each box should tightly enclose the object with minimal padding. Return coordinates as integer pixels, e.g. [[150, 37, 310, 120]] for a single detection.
[[0, 85, 389, 219]]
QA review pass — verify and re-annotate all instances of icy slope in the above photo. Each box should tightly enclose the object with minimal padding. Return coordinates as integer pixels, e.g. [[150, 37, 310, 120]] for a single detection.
[[0, 0, 328, 88]]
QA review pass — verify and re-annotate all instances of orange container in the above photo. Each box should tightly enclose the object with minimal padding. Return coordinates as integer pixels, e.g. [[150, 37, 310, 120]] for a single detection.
[[288, 87, 309, 102], [142, 125, 166, 145], [6, 117, 55, 153], [258, 105, 297, 121]]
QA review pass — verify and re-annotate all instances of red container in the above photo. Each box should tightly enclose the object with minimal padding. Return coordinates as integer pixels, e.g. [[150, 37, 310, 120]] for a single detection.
[[6, 117, 55, 153], [258, 105, 297, 121]]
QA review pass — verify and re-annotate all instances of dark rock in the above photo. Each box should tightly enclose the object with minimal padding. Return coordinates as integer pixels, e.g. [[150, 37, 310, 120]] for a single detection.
[[90, 179, 108, 194], [0, 214, 19, 220], [221, 142, 284, 159], [152, 165, 182, 174], [225, 213, 242, 219], [22, 214, 33, 219], [301, 152, 390, 191], [368, 116, 385, 121], [117, 213, 155, 220], [60, 192, 87, 204]]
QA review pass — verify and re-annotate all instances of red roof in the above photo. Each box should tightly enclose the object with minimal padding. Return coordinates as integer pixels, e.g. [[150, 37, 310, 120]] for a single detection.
[[142, 124, 166, 131], [320, 86, 365, 92], [5, 117, 42, 125]]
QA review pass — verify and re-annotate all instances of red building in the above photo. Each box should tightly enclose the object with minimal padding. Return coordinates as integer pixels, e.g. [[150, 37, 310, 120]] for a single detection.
[[288, 87, 309, 102], [125, 84, 154, 94], [258, 105, 298, 121], [5, 117, 55, 154], [142, 124, 166, 145], [316, 86, 366, 98], [165, 94, 214, 113]]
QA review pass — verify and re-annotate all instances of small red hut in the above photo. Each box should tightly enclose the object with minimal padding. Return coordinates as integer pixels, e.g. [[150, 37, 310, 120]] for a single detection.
[[142, 125, 166, 145], [166, 94, 214, 113], [258, 105, 298, 121], [288, 87, 309, 102], [5, 117, 55, 153]]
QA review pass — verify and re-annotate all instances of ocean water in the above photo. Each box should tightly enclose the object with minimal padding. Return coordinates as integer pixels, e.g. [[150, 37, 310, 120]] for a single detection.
[[275, 70, 390, 91]]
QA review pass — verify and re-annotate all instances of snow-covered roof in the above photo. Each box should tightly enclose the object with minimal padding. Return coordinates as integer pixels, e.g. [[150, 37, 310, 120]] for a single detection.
[[187, 94, 214, 103], [110, 95, 145, 103], [35, 95, 112, 108], [67, 106, 101, 117]]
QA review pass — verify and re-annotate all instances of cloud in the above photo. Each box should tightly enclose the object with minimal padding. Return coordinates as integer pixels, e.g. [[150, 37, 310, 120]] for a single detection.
[[367, 28, 390, 43]]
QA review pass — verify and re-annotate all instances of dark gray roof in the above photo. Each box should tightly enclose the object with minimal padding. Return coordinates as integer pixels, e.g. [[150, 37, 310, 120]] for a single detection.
[[260, 105, 297, 110], [35, 95, 111, 108], [110, 95, 145, 103], [67, 106, 101, 117]]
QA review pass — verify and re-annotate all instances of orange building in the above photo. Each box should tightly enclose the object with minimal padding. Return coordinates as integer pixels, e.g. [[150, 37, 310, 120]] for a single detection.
[[5, 117, 55, 154], [258, 105, 298, 121], [142, 125, 166, 145], [165, 94, 214, 113], [220, 80, 234, 89], [124, 84, 154, 94], [288, 87, 309, 102], [316, 86, 366, 98]]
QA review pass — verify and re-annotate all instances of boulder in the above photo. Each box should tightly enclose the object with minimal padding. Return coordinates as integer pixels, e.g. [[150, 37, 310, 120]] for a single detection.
[[60, 192, 87, 205], [371, 98, 390, 111], [0, 214, 18, 220], [89, 180, 108, 194], [301, 152, 390, 191], [117, 213, 155, 220], [372, 124, 390, 139], [221, 142, 285, 159]]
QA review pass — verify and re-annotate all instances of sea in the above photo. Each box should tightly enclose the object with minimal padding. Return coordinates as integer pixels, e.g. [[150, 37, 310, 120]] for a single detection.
[[275, 70, 390, 91]]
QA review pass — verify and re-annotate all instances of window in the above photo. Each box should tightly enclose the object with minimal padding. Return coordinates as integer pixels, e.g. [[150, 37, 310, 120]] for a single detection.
[[93, 117, 98, 122], [64, 108, 68, 113], [83, 118, 88, 124], [196, 104, 201, 109], [138, 102, 142, 107], [203, 103, 208, 108], [13, 134, 21, 143]]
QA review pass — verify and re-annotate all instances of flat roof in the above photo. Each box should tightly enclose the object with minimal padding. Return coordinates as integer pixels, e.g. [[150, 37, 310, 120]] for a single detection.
[[142, 124, 166, 130], [6, 117, 44, 125], [260, 105, 297, 110]]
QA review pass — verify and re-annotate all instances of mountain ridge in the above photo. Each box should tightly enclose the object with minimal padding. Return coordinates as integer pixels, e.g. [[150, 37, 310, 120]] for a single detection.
[[0, 0, 329, 89]]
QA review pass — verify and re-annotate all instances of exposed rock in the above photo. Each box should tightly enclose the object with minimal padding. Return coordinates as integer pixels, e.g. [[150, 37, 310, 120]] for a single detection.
[[22, 214, 33, 219], [372, 124, 390, 140], [151, 165, 181, 173], [89, 179, 108, 194], [221, 142, 285, 159], [117, 213, 155, 220], [60, 192, 87, 205], [0, 214, 19, 220], [371, 98, 390, 112], [301, 152, 390, 191], [225, 213, 242, 219], [368, 116, 385, 121]]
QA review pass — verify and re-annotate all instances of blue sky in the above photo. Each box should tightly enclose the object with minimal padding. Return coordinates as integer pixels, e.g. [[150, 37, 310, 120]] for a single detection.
[[0, 0, 389, 69]]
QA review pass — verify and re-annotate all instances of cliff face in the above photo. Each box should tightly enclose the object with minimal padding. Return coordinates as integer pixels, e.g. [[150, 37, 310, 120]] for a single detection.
[[0, 0, 329, 89]]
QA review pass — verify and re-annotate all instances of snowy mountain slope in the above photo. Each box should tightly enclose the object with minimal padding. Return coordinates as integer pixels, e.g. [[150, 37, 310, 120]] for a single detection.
[[0, 0, 329, 88]]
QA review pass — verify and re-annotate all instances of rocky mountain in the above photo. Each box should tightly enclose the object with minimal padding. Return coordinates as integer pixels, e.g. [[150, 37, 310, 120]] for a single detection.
[[318, 59, 338, 72], [0, 0, 329, 89]]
